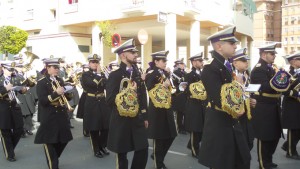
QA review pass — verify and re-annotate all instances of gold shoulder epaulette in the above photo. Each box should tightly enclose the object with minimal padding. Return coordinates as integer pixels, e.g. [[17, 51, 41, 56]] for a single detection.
[[204, 58, 214, 65], [147, 70, 154, 74], [38, 77, 45, 81]]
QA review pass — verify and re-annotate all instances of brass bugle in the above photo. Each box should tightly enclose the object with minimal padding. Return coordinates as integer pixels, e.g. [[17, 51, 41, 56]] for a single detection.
[[52, 79, 74, 112]]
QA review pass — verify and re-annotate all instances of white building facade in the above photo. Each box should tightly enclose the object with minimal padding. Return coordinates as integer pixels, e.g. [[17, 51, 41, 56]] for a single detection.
[[0, 0, 254, 69]]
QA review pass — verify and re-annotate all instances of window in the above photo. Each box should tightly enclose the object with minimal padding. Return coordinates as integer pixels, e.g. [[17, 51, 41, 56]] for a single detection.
[[285, 28, 288, 33], [284, 37, 288, 44], [78, 45, 89, 53], [284, 17, 288, 25], [25, 9, 34, 20], [68, 0, 78, 4], [291, 16, 296, 24], [291, 47, 294, 53], [50, 9, 56, 20], [291, 37, 294, 44], [33, 31, 40, 35], [298, 37, 300, 44], [297, 47, 300, 51]]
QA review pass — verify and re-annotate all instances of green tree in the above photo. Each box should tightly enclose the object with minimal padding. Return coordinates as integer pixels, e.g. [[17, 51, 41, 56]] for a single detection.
[[97, 21, 116, 48], [0, 26, 28, 58]]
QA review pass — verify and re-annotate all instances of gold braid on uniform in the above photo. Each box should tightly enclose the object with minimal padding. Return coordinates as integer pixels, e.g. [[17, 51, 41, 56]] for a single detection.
[[189, 80, 207, 100], [149, 83, 172, 109], [115, 78, 139, 117], [245, 97, 252, 120], [220, 80, 245, 119]]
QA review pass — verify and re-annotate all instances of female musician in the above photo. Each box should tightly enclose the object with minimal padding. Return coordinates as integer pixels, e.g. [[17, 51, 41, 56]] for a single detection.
[[0, 61, 26, 162], [34, 58, 73, 169], [146, 50, 177, 169], [82, 54, 110, 158]]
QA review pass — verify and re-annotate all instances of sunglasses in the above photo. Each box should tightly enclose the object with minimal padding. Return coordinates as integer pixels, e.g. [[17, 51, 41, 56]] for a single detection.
[[90, 60, 99, 64], [51, 65, 60, 69]]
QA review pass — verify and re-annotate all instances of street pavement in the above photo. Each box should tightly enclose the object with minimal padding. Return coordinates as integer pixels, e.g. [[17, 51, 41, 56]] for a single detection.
[[1, 115, 300, 169]]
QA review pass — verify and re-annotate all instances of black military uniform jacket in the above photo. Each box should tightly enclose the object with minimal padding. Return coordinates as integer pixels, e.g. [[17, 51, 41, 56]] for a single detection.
[[145, 66, 177, 139], [34, 75, 73, 144], [198, 51, 250, 169], [15, 72, 36, 116], [282, 69, 300, 129], [172, 68, 187, 112], [106, 62, 148, 153], [82, 69, 110, 131], [250, 59, 282, 140], [184, 67, 205, 132], [0, 75, 24, 129]]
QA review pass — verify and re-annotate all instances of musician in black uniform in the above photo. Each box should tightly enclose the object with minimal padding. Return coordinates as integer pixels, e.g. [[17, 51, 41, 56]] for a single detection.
[[281, 52, 300, 160], [231, 48, 255, 151], [34, 58, 73, 169], [82, 54, 110, 158], [106, 39, 149, 169], [250, 43, 283, 169], [184, 52, 205, 158], [15, 63, 36, 138], [172, 58, 187, 134], [198, 26, 251, 169], [76, 63, 89, 137], [146, 50, 177, 169], [0, 61, 26, 162]]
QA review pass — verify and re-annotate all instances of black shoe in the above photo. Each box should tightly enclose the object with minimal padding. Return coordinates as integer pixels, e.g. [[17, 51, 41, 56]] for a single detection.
[[94, 151, 104, 158], [69, 124, 74, 129], [270, 162, 278, 168], [7, 157, 16, 162], [83, 133, 90, 137], [281, 141, 287, 152], [100, 148, 110, 155], [21, 132, 27, 138], [159, 164, 168, 169], [150, 153, 154, 160], [286, 153, 300, 160], [26, 130, 33, 135], [178, 130, 187, 135]]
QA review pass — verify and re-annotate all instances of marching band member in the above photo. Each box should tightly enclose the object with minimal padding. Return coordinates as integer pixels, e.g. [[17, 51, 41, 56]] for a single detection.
[[251, 43, 288, 169], [106, 39, 149, 169], [198, 26, 251, 169], [82, 54, 110, 158], [281, 52, 300, 160], [184, 52, 205, 158], [0, 61, 26, 162], [34, 58, 73, 169], [146, 50, 177, 169], [14, 63, 36, 138], [231, 48, 255, 150], [172, 58, 187, 135]]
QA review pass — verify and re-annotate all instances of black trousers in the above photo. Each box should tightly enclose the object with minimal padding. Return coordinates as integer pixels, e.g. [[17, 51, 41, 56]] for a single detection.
[[257, 139, 279, 168], [153, 138, 175, 169], [0, 128, 23, 159], [286, 129, 300, 156], [187, 132, 202, 156], [89, 129, 108, 153], [176, 111, 185, 131], [43, 142, 67, 169], [117, 148, 148, 169]]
